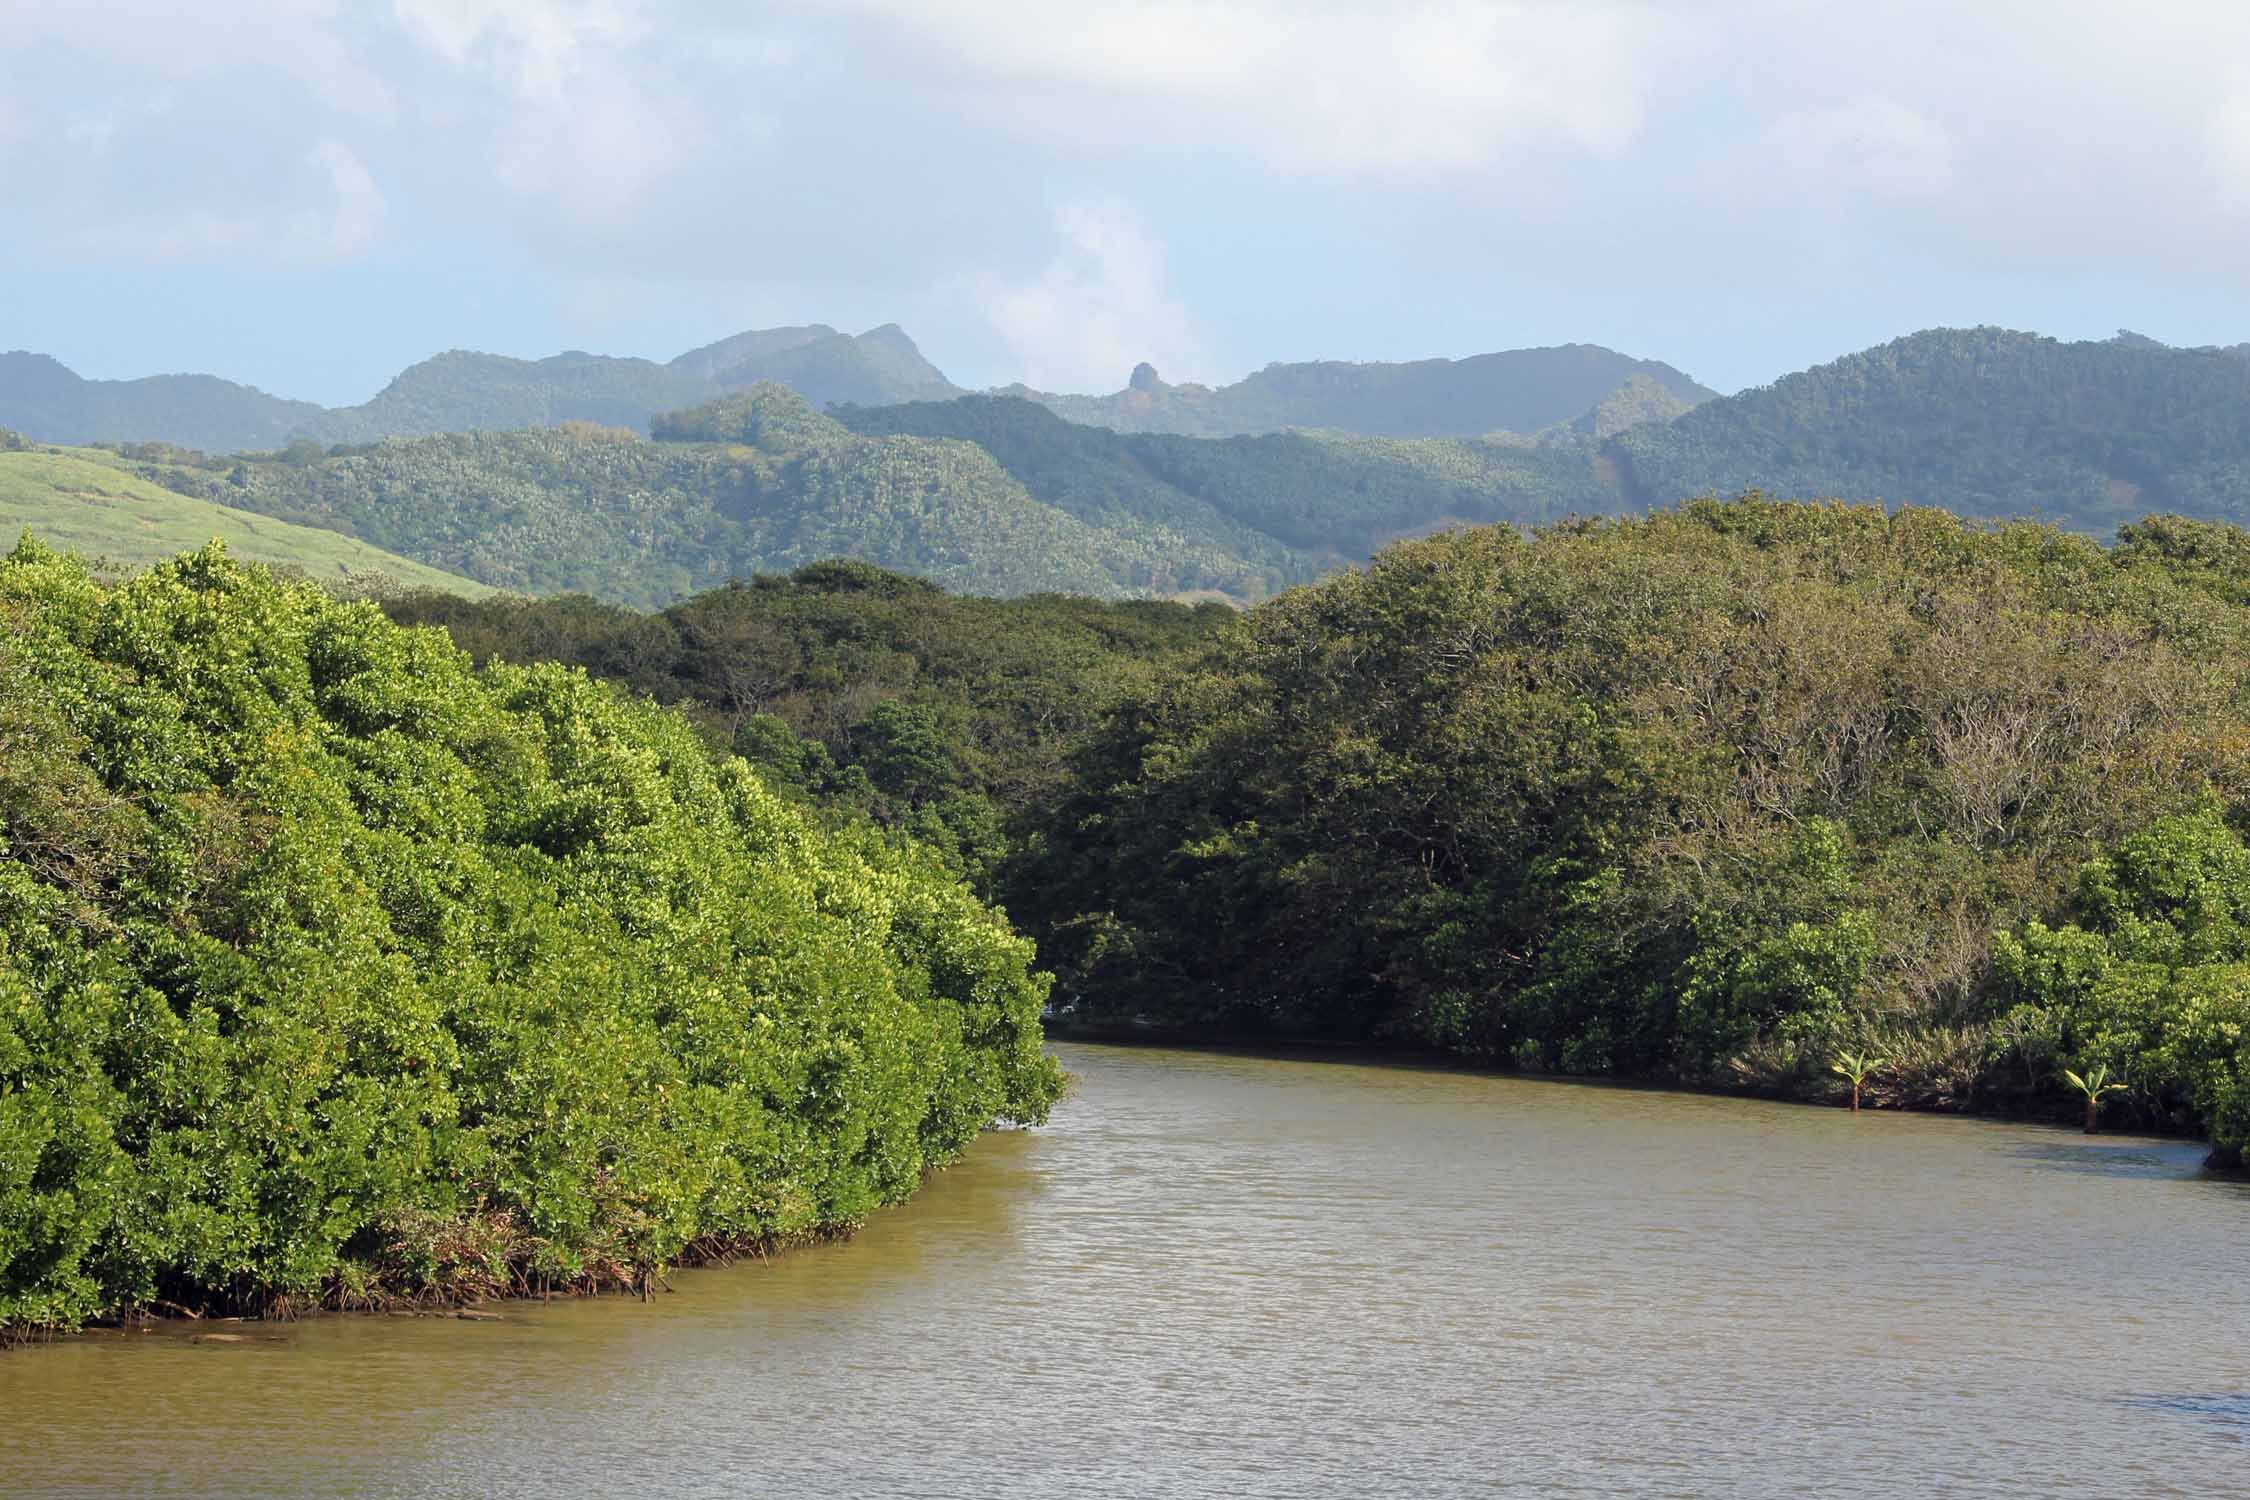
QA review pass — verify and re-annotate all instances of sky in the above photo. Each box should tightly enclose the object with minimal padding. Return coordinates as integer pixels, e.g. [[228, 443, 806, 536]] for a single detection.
[[6, 0, 2250, 405]]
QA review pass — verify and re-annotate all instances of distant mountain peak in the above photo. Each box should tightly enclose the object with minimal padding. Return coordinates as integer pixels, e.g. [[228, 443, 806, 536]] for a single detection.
[[1011, 344, 1716, 439], [0, 322, 955, 451], [669, 325, 840, 380], [856, 323, 921, 352]]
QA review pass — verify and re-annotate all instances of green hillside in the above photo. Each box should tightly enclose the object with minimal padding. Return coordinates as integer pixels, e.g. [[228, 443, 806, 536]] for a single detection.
[[836, 393, 1620, 558], [90, 324, 2250, 615], [1604, 327, 2250, 531], [121, 386, 1644, 609], [0, 438, 492, 596], [126, 388, 1302, 606]]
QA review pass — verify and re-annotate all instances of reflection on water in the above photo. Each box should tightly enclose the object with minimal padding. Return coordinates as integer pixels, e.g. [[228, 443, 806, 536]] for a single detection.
[[4, 1043, 2246, 1499], [2123, 1393, 2250, 1439]]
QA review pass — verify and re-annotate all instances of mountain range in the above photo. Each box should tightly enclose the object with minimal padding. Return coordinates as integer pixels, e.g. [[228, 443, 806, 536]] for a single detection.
[[0, 329, 1715, 453], [0, 324, 957, 454], [998, 346, 1715, 437], [9, 323, 2250, 608]]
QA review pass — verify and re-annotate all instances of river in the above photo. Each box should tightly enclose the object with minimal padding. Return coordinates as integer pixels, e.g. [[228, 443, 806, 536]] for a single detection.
[[3, 1042, 2245, 1498]]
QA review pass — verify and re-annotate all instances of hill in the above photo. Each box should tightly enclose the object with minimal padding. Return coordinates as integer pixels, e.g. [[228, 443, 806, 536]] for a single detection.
[[0, 325, 960, 452], [1603, 327, 2250, 531], [120, 385, 1659, 608], [0, 435, 492, 595], [0, 351, 324, 453], [1002, 344, 1717, 438], [835, 392, 1618, 557], [75, 324, 2250, 613], [677, 322, 957, 408], [304, 324, 958, 445], [125, 388, 1315, 607], [295, 349, 711, 443]]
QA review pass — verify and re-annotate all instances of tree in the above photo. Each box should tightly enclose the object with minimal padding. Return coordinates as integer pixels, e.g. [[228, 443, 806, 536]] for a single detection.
[[2060, 1066, 2130, 1134]]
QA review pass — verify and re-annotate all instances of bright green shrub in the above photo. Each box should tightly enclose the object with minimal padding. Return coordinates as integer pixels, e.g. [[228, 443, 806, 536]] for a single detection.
[[1992, 808, 2250, 1160], [0, 536, 1060, 1336]]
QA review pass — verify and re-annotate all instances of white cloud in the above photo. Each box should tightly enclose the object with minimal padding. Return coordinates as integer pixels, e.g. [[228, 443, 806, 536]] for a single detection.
[[2, 0, 396, 121], [389, 0, 640, 100], [825, 0, 1671, 174], [966, 198, 1213, 390], [13, 0, 2250, 390]]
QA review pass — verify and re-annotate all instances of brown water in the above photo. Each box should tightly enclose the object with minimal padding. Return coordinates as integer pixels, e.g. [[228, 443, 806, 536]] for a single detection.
[[4, 1042, 2246, 1498]]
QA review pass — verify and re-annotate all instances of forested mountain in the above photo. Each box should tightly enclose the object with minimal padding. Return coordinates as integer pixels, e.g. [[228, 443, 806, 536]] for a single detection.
[[118, 385, 1665, 606], [1603, 327, 2250, 532], [0, 325, 959, 452], [1002, 345, 1717, 437], [0, 351, 324, 453], [674, 322, 957, 408], [45, 323, 2250, 613], [835, 392, 1617, 557], [1541, 372, 1705, 443], [126, 386, 1319, 605], [294, 349, 712, 445]]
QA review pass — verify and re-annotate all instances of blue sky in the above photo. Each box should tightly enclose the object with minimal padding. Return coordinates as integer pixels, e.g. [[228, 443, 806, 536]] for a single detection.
[[7, 1, 2250, 405]]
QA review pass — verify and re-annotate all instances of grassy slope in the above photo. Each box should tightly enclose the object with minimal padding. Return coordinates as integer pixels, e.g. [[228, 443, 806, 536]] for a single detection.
[[0, 446, 493, 595]]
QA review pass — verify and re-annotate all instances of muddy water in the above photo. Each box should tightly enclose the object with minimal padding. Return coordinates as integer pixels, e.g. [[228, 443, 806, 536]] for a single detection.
[[3, 1042, 2245, 1498]]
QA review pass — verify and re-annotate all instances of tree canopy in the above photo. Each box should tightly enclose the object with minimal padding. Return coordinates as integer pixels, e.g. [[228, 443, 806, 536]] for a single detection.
[[0, 536, 1059, 1339]]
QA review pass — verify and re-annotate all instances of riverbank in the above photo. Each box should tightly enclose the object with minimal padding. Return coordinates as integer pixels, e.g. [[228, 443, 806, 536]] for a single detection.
[[1044, 1016, 2244, 1166]]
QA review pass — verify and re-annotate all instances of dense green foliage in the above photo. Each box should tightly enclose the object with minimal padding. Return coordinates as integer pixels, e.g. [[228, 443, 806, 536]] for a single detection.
[[84, 324, 2250, 618], [2, 327, 957, 453], [381, 562, 1234, 890], [834, 394, 1616, 561], [134, 388, 1251, 606], [1016, 499, 2250, 1157], [370, 501, 2250, 1164], [1608, 328, 2250, 533], [1991, 809, 2250, 1164], [0, 537, 1060, 1339], [1003, 346, 1714, 438]]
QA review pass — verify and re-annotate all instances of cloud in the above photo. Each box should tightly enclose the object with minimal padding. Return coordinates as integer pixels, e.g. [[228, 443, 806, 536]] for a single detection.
[[389, 0, 638, 100], [965, 198, 1213, 390], [11, 0, 2250, 397], [823, 0, 1671, 174]]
